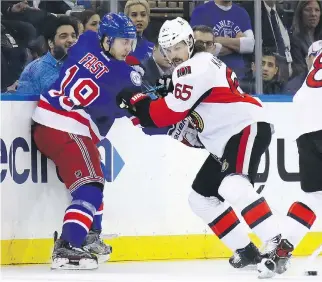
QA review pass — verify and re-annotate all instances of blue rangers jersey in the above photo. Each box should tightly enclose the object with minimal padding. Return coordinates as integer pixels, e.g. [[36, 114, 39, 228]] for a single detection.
[[32, 31, 143, 144]]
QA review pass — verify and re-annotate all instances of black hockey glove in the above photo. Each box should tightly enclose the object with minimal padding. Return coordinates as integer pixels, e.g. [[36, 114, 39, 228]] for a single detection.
[[116, 88, 151, 114], [155, 75, 174, 97], [116, 88, 158, 127]]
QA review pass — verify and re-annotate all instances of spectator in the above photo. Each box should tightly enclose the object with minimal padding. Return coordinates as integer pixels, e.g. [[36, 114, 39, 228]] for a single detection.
[[283, 39, 322, 95], [193, 25, 222, 56], [17, 16, 78, 95], [240, 49, 283, 94], [28, 35, 48, 60], [74, 10, 100, 33], [242, 0, 292, 82], [141, 42, 172, 87], [1, 22, 28, 92], [1, 1, 38, 47], [38, 0, 76, 15], [1, 19, 37, 48], [290, 0, 322, 78], [72, 16, 85, 35], [1, 1, 48, 34], [190, 0, 255, 78], [124, 0, 154, 62]]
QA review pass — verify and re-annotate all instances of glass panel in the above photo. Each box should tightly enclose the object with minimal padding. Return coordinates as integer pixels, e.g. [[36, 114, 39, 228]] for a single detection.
[[1, 0, 316, 97]]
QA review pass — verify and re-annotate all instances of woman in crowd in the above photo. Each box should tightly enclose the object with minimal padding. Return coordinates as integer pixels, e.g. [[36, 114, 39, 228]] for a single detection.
[[72, 17, 84, 35], [291, 0, 322, 77], [74, 9, 100, 33], [124, 0, 154, 62]]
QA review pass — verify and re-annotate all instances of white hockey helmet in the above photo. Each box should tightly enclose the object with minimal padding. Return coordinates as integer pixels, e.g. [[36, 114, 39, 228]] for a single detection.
[[158, 17, 194, 58]]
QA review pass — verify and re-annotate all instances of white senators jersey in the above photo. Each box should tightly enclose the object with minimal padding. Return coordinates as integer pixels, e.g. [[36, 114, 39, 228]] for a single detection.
[[149, 52, 271, 157], [293, 51, 322, 139]]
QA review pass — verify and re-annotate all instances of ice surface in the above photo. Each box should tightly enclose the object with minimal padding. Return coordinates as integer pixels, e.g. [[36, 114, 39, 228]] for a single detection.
[[1, 257, 322, 282]]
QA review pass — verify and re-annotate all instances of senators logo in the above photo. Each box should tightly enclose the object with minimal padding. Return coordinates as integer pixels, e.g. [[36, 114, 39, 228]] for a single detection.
[[177, 66, 191, 78], [187, 111, 204, 133]]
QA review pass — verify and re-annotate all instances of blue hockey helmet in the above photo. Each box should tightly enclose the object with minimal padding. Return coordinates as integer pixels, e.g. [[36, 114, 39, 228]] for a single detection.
[[98, 12, 137, 50]]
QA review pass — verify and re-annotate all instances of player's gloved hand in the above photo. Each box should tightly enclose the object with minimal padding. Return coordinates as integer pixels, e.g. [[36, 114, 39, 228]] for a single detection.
[[155, 75, 173, 97], [116, 89, 151, 115], [168, 118, 205, 148]]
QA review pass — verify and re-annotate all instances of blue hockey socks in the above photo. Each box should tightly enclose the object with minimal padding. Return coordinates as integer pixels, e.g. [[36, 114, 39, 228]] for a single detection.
[[91, 201, 103, 231], [61, 184, 103, 247]]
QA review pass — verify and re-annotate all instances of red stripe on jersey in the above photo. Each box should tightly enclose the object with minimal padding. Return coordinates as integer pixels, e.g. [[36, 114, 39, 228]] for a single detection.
[[236, 126, 250, 173], [98, 203, 104, 211], [38, 100, 100, 144], [149, 98, 189, 127], [203, 87, 262, 107], [64, 211, 93, 230]]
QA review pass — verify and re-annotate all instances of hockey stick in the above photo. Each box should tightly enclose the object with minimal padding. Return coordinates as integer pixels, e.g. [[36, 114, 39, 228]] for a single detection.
[[142, 84, 165, 94]]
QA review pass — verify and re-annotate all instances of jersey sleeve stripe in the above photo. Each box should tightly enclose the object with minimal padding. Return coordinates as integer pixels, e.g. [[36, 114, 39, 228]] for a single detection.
[[150, 98, 189, 127], [38, 100, 101, 144]]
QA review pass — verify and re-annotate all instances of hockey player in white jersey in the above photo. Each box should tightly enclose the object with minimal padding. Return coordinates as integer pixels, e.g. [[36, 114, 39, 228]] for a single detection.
[[277, 41, 322, 274], [117, 17, 293, 278]]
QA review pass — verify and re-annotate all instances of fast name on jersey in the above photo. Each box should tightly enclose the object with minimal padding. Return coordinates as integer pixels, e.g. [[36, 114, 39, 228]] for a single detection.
[[78, 52, 109, 79]]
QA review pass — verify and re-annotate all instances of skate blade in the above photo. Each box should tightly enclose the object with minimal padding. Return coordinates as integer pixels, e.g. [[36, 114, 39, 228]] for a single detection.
[[239, 264, 258, 271], [51, 258, 98, 270]]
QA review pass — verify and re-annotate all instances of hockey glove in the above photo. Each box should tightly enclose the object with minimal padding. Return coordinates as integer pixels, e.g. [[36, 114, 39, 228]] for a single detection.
[[168, 118, 205, 148], [117, 89, 151, 115], [155, 75, 174, 97]]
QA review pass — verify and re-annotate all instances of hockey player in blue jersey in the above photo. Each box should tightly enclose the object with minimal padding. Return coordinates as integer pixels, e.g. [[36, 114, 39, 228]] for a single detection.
[[32, 12, 145, 270]]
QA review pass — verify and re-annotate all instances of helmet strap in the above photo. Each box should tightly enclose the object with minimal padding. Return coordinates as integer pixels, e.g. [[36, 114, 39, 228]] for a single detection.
[[100, 35, 114, 57], [100, 36, 113, 57]]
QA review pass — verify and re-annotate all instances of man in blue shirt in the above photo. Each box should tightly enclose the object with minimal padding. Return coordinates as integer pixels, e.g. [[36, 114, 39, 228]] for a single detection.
[[190, 0, 255, 78], [17, 16, 78, 95]]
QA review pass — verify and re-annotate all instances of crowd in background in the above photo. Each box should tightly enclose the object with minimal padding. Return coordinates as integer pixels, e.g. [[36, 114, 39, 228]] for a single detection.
[[1, 0, 321, 95]]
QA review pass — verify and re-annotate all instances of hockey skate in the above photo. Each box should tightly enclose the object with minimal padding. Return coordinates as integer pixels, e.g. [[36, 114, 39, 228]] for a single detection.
[[229, 242, 262, 269], [51, 232, 98, 270], [257, 234, 294, 278], [82, 230, 112, 263]]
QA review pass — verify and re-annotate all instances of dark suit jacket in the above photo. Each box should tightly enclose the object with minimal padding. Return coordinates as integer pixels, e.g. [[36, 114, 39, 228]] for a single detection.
[[39, 0, 71, 14], [1, 1, 48, 32], [290, 32, 322, 78], [241, 2, 287, 52], [282, 72, 307, 95], [1, 1, 31, 17]]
